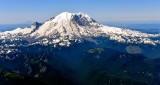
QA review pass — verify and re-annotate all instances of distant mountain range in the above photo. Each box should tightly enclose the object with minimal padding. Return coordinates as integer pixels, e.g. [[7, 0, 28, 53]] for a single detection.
[[106, 24, 160, 34], [0, 24, 31, 32]]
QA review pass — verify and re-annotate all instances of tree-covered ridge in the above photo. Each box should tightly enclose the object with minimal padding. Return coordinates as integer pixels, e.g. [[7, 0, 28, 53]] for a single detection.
[[0, 42, 160, 85]]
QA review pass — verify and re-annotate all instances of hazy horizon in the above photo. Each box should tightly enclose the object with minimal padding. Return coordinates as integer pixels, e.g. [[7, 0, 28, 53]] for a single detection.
[[0, 0, 160, 24]]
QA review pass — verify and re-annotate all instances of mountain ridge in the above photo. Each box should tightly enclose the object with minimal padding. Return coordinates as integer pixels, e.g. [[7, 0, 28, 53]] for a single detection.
[[0, 12, 160, 46]]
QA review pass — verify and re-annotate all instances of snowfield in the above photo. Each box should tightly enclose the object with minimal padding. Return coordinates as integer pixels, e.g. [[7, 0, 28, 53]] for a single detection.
[[0, 12, 160, 47]]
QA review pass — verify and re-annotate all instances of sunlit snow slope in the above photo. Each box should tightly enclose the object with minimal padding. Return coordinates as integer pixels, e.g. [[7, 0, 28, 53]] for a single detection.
[[0, 12, 160, 46]]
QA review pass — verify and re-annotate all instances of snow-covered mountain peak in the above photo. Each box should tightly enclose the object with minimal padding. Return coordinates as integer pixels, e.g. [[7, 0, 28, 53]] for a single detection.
[[30, 12, 100, 39], [51, 12, 72, 22], [0, 12, 160, 46], [50, 12, 97, 26]]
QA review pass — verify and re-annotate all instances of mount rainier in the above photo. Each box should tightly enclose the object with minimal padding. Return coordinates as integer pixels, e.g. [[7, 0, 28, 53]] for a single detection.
[[1, 12, 160, 85], [0, 12, 160, 47]]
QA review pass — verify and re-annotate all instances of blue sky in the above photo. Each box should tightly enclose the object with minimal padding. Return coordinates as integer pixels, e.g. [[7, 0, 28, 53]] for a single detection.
[[0, 0, 160, 24]]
